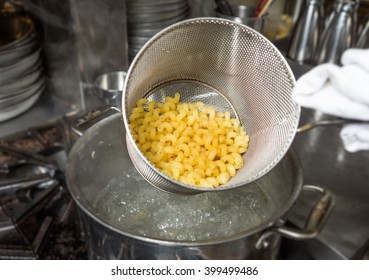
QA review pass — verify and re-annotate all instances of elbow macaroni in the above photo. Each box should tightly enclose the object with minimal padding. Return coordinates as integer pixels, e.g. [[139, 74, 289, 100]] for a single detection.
[[129, 92, 249, 188]]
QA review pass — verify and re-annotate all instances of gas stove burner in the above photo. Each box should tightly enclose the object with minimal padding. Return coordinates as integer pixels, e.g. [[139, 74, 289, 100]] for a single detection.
[[0, 121, 86, 259], [0, 173, 60, 259], [0, 216, 53, 260]]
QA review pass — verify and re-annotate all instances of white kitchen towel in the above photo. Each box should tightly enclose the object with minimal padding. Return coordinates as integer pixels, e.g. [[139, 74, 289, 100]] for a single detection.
[[292, 48, 369, 152], [292, 48, 369, 120], [340, 124, 369, 153]]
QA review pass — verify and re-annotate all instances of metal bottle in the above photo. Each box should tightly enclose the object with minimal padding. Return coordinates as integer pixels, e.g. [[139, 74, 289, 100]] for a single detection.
[[314, 0, 359, 65], [324, 0, 345, 29], [356, 14, 369, 49], [287, 0, 325, 65]]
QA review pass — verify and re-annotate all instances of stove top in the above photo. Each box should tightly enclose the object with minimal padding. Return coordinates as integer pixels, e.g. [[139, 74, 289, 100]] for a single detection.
[[0, 114, 367, 260], [0, 119, 87, 259]]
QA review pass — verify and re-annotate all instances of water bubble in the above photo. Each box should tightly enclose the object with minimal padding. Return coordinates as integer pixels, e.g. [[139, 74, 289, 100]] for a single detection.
[[94, 173, 275, 242]]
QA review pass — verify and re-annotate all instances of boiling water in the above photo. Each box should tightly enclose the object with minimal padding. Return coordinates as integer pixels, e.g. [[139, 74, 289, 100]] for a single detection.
[[93, 173, 276, 242]]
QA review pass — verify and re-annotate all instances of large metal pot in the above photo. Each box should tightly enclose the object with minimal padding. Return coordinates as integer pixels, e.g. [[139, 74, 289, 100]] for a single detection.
[[66, 108, 334, 260]]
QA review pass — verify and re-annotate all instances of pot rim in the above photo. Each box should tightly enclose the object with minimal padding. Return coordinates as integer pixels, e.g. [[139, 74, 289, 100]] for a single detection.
[[67, 113, 304, 247]]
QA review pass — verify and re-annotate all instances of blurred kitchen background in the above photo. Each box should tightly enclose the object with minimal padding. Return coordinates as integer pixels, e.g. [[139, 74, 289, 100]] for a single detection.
[[0, 0, 368, 259], [1, 0, 369, 136]]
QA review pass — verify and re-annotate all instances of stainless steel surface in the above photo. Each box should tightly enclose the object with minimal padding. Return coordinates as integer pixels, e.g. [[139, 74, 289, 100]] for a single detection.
[[94, 71, 126, 107], [0, 39, 36, 65], [26, 0, 129, 112], [231, 4, 254, 17], [287, 0, 324, 65], [279, 236, 347, 259], [324, 0, 357, 29], [70, 0, 129, 110], [314, 0, 358, 65], [289, 108, 369, 258], [127, 0, 190, 61], [0, 48, 40, 84], [0, 82, 44, 122], [0, 12, 45, 122], [0, 61, 42, 97], [216, 4, 266, 32], [0, 2, 365, 260], [286, 56, 314, 79], [283, 0, 304, 23], [0, 93, 76, 138], [284, 56, 369, 259], [25, 0, 83, 110], [356, 14, 369, 49], [123, 17, 299, 194], [70, 106, 121, 136], [0, 173, 51, 196], [297, 118, 369, 133], [128, 4, 188, 21], [352, 238, 369, 260], [0, 0, 130, 136], [256, 184, 334, 249], [0, 75, 44, 107], [67, 112, 332, 260]]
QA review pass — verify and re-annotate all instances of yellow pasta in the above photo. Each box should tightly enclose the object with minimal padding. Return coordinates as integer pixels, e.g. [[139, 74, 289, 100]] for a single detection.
[[129, 92, 250, 188]]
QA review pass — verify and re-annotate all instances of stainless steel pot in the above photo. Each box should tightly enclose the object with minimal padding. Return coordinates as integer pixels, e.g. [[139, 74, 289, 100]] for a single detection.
[[66, 107, 334, 260]]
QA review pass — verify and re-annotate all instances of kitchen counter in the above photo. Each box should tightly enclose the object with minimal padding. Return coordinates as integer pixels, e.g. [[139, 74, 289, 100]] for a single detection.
[[286, 59, 369, 259]]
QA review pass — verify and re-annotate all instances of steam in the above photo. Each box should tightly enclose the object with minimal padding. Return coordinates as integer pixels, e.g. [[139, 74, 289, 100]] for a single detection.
[[21, 0, 129, 109]]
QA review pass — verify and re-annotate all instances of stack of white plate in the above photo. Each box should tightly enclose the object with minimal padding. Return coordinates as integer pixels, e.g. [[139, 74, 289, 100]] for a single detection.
[[127, 0, 190, 61], [0, 14, 45, 122]]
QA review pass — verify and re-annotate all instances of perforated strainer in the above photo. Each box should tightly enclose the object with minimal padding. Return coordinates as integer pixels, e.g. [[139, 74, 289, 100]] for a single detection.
[[122, 18, 300, 194]]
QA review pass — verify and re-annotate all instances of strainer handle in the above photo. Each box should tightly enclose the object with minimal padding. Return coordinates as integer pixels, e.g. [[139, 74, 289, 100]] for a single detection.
[[255, 184, 335, 250]]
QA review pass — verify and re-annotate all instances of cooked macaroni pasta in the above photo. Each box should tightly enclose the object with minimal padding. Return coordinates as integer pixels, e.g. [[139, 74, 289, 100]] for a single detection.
[[129, 92, 249, 188]]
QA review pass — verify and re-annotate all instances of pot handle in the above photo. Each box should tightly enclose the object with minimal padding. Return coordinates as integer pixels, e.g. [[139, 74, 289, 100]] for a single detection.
[[255, 184, 335, 249], [70, 106, 121, 136]]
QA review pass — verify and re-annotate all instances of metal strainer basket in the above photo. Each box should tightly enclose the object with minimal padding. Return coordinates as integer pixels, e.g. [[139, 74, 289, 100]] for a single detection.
[[122, 18, 300, 194]]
